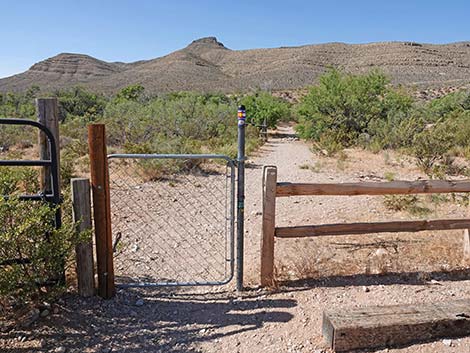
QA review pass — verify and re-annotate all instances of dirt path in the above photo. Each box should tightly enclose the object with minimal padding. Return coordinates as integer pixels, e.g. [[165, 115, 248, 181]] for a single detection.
[[3, 124, 470, 353]]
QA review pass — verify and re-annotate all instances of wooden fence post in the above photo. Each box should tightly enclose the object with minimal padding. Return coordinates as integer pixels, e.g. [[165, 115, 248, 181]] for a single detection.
[[36, 98, 60, 193], [464, 230, 470, 262], [464, 195, 470, 262], [261, 166, 277, 287], [88, 124, 115, 298], [71, 178, 95, 297]]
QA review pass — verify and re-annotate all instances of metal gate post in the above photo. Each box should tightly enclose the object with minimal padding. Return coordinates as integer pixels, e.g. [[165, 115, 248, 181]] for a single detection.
[[236, 105, 246, 291]]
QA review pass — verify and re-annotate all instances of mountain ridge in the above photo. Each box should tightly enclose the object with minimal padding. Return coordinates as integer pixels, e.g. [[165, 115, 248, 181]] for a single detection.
[[1, 37, 470, 94]]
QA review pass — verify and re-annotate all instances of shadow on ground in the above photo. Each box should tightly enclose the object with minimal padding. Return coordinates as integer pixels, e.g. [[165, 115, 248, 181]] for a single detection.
[[3, 289, 296, 353], [278, 268, 470, 291]]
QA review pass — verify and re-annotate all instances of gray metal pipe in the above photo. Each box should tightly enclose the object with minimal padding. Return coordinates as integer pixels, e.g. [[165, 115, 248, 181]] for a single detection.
[[236, 105, 246, 291]]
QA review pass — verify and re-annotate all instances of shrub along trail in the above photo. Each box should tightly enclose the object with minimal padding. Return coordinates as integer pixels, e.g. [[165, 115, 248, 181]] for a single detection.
[[3, 123, 470, 353]]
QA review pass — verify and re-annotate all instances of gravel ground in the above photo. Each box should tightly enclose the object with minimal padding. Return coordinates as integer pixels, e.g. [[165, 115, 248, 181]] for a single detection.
[[2, 124, 470, 353]]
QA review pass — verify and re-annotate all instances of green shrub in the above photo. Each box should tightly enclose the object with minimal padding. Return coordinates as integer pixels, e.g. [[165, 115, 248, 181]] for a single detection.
[[0, 198, 77, 302], [295, 70, 470, 175], [411, 123, 454, 178], [0, 88, 37, 119], [367, 113, 425, 150], [295, 69, 413, 148], [241, 91, 291, 128], [124, 137, 204, 180], [60, 148, 79, 186], [426, 90, 470, 120], [56, 86, 107, 122], [115, 84, 146, 103], [317, 131, 345, 156], [0, 165, 83, 304], [0, 167, 39, 195], [383, 195, 431, 216]]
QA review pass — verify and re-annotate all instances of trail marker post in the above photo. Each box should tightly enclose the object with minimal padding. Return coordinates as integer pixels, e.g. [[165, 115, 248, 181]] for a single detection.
[[236, 105, 246, 291]]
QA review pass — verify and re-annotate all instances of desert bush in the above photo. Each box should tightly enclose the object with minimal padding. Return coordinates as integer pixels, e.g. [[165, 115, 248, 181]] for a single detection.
[[383, 195, 431, 216], [0, 167, 39, 195], [367, 113, 425, 150], [124, 137, 203, 180], [411, 122, 455, 178], [0, 166, 81, 304], [295, 69, 413, 148], [426, 90, 470, 120], [241, 91, 291, 128], [0, 87, 37, 119], [295, 70, 470, 176], [114, 84, 146, 103], [55, 86, 107, 122], [317, 131, 348, 156], [0, 197, 78, 302], [60, 148, 79, 186]]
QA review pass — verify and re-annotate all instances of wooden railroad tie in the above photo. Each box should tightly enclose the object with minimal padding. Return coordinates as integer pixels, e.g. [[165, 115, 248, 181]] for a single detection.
[[323, 299, 470, 351]]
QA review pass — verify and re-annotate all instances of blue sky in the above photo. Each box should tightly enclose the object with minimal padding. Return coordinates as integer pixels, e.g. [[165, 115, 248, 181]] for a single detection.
[[1, 0, 469, 78]]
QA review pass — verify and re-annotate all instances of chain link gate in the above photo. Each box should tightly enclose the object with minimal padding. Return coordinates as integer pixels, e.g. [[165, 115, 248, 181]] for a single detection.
[[107, 154, 235, 287]]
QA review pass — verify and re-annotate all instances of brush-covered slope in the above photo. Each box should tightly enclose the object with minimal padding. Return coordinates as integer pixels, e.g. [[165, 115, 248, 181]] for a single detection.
[[1, 37, 470, 93]]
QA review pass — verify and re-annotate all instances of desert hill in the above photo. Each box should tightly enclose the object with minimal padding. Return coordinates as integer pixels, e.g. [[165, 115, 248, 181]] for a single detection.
[[1, 37, 470, 94]]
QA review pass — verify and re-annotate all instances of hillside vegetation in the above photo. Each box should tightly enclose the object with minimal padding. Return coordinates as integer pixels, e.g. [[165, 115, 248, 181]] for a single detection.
[[1, 69, 470, 180], [1, 37, 470, 94]]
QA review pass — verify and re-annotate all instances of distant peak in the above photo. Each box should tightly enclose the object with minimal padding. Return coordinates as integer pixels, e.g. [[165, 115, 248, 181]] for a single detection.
[[188, 37, 227, 49], [29, 52, 123, 76]]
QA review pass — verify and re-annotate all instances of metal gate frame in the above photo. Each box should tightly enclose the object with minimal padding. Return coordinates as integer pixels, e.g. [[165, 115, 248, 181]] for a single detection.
[[0, 118, 62, 281], [0, 118, 61, 227], [107, 153, 236, 287]]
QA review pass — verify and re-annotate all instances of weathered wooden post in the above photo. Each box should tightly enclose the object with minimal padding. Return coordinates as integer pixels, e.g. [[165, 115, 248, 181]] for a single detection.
[[464, 196, 470, 262], [261, 166, 277, 287], [71, 178, 95, 297], [36, 98, 60, 193], [88, 124, 115, 298]]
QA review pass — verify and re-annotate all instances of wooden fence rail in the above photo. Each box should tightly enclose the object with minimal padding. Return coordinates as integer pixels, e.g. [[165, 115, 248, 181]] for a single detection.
[[260, 166, 470, 287], [276, 180, 470, 197]]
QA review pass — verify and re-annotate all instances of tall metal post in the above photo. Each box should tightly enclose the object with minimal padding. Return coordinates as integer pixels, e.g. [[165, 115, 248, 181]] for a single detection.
[[236, 105, 246, 291]]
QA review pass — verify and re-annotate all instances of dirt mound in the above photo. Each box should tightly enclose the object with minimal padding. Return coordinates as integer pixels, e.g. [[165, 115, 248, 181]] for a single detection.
[[1, 37, 470, 94]]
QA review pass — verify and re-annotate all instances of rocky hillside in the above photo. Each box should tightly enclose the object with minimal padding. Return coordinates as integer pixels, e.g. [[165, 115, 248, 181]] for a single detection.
[[1, 37, 470, 94]]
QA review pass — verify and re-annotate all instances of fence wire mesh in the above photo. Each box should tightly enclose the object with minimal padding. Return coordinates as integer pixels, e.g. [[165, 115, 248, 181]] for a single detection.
[[107, 154, 235, 287]]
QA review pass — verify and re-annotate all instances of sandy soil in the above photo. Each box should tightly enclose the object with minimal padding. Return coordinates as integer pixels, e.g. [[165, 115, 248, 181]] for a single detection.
[[2, 124, 470, 353]]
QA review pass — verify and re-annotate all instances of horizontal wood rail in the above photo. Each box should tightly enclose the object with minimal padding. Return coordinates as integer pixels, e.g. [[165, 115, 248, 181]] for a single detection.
[[276, 219, 470, 238], [276, 180, 470, 197], [260, 166, 470, 287]]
